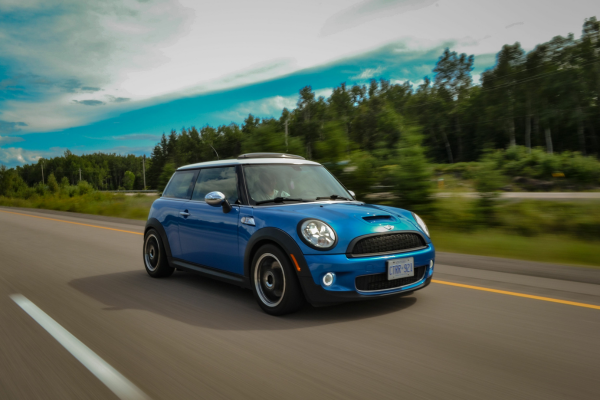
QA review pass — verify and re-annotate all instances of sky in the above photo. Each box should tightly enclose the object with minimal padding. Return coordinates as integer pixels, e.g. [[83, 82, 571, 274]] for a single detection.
[[0, 0, 598, 167]]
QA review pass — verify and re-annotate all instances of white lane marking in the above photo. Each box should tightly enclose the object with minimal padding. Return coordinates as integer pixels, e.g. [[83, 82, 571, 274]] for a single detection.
[[10, 294, 149, 400]]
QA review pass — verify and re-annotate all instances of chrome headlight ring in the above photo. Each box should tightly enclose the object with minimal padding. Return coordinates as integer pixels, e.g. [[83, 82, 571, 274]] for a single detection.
[[297, 219, 338, 251], [412, 212, 430, 237]]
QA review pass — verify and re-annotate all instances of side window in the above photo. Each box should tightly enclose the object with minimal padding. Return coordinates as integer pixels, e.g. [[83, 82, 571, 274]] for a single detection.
[[192, 167, 239, 204], [162, 170, 196, 199]]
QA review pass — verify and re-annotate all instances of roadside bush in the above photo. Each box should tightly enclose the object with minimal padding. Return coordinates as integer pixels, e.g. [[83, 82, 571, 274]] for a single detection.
[[33, 182, 47, 196], [77, 180, 94, 195], [47, 173, 59, 193], [559, 152, 600, 186], [472, 159, 505, 225], [433, 162, 481, 180], [491, 146, 600, 186], [393, 126, 435, 215], [495, 200, 600, 239], [428, 197, 476, 232]]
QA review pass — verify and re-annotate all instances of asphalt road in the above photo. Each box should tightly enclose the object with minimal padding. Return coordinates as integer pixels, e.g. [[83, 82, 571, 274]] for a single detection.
[[1, 207, 599, 400]]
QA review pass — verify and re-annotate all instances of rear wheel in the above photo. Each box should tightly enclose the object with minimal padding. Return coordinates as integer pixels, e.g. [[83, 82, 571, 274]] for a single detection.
[[251, 244, 305, 315], [143, 229, 174, 278]]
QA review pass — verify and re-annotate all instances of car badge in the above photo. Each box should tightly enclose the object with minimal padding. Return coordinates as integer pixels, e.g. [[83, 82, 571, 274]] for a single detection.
[[383, 225, 393, 230]]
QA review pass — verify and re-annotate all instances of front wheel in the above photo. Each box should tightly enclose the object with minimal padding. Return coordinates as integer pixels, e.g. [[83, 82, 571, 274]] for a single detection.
[[251, 244, 305, 315], [143, 229, 174, 278]]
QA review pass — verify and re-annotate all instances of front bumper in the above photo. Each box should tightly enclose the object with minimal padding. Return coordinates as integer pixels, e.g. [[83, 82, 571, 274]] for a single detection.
[[298, 245, 435, 306]]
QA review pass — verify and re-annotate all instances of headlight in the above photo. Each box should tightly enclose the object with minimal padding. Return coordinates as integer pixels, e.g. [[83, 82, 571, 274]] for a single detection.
[[298, 219, 337, 250], [412, 212, 430, 237]]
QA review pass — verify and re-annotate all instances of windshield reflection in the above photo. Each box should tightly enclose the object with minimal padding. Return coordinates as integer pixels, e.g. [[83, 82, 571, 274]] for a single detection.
[[244, 164, 350, 205]]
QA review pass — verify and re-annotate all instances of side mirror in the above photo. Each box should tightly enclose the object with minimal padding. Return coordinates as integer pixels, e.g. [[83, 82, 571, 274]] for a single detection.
[[205, 191, 232, 213], [348, 190, 356, 199]]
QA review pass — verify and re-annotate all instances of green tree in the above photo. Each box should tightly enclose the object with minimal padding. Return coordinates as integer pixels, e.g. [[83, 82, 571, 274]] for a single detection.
[[473, 154, 505, 224], [123, 171, 135, 190], [242, 120, 304, 155], [313, 121, 348, 174], [295, 86, 322, 159], [60, 176, 70, 188], [341, 151, 378, 201], [394, 126, 434, 214], [77, 180, 94, 195], [158, 163, 176, 193], [433, 48, 474, 161], [47, 173, 59, 193]]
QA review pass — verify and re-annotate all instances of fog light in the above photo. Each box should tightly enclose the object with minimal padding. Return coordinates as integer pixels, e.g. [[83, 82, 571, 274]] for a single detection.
[[430, 260, 434, 270], [323, 272, 335, 287]]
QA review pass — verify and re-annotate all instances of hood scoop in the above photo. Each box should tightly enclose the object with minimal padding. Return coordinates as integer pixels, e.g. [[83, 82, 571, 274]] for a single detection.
[[362, 215, 395, 223]]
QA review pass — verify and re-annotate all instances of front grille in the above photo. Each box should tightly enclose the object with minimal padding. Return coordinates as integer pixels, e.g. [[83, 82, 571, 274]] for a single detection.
[[355, 266, 426, 291], [351, 233, 425, 256]]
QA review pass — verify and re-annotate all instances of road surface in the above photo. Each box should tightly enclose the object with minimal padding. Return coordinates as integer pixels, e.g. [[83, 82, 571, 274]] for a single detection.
[[1, 207, 599, 399]]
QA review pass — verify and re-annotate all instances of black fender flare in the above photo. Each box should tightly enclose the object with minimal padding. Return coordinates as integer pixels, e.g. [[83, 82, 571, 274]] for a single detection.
[[145, 218, 174, 262], [243, 227, 311, 280], [243, 228, 365, 306]]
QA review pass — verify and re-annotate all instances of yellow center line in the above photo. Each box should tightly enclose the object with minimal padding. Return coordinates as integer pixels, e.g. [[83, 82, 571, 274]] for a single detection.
[[0, 209, 143, 236], [433, 279, 600, 310], [2, 209, 599, 310]]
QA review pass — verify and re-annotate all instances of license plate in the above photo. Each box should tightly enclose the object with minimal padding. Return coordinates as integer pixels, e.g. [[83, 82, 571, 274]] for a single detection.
[[387, 257, 414, 280]]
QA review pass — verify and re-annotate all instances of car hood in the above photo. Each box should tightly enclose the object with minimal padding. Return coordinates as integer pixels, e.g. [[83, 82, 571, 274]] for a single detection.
[[253, 201, 429, 255]]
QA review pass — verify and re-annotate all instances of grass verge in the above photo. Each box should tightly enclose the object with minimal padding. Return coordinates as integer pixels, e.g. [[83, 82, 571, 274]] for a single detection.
[[0, 193, 155, 220], [431, 228, 600, 268], [2, 194, 599, 268]]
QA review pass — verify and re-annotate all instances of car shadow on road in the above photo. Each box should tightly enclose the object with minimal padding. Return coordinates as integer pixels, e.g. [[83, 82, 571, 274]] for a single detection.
[[69, 270, 418, 331]]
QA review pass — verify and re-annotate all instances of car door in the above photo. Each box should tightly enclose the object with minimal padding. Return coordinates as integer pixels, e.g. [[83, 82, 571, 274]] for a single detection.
[[178, 166, 242, 275], [158, 169, 198, 259]]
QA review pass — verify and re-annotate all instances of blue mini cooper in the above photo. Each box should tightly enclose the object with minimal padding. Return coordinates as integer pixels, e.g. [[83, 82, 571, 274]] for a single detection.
[[143, 153, 435, 315]]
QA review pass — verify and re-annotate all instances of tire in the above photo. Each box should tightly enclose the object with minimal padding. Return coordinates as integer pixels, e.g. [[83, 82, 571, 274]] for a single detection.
[[143, 229, 174, 278], [251, 244, 305, 316]]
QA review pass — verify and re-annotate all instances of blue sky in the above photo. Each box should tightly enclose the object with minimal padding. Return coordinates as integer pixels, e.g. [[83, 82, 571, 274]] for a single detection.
[[0, 0, 598, 167]]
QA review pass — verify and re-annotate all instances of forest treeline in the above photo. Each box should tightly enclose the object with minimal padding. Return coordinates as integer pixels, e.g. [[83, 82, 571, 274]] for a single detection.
[[2, 17, 600, 198]]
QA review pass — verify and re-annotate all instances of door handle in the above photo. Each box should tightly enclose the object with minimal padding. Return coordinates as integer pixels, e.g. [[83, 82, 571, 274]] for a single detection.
[[180, 211, 190, 217]]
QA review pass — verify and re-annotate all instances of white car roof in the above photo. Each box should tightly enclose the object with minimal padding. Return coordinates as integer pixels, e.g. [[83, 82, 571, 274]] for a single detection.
[[177, 157, 321, 170]]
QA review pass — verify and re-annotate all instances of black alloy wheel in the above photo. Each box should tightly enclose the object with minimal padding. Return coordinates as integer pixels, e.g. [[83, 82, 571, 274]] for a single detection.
[[143, 229, 174, 278], [251, 244, 305, 315]]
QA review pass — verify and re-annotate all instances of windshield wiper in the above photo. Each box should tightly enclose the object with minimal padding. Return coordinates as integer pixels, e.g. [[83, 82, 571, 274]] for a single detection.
[[315, 195, 352, 201], [255, 197, 306, 205]]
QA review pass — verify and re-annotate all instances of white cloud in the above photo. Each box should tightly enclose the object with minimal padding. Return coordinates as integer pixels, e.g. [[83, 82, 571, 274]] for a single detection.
[[1, 0, 599, 136], [320, 0, 439, 37], [218, 95, 298, 123], [351, 67, 385, 81], [0, 135, 25, 145], [0, 120, 27, 134], [391, 78, 425, 88], [0, 147, 45, 166], [315, 88, 334, 99], [239, 95, 297, 116], [218, 89, 335, 123]]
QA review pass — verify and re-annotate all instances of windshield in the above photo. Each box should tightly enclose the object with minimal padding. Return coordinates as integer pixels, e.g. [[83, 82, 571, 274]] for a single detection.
[[244, 164, 350, 204]]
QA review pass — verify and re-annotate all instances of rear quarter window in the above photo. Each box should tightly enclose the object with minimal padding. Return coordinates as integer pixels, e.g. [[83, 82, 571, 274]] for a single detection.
[[162, 170, 196, 199], [192, 167, 239, 204]]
